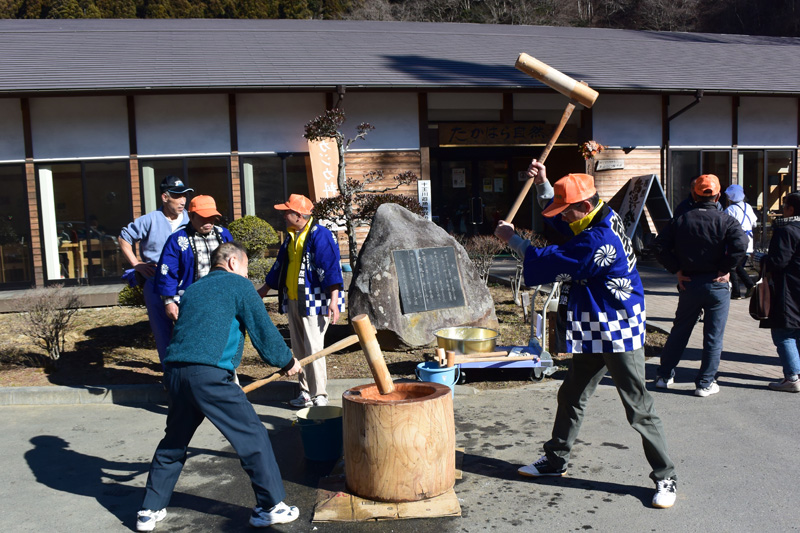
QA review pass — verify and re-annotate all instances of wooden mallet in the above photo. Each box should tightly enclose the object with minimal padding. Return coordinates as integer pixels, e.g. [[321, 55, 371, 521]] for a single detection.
[[505, 53, 600, 223], [242, 334, 360, 394]]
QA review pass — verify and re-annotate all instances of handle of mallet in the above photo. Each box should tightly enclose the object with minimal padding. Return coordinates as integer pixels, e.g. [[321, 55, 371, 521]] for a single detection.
[[504, 101, 577, 224], [454, 355, 537, 364], [436, 347, 446, 367], [446, 350, 456, 368], [242, 334, 360, 394], [351, 314, 395, 395]]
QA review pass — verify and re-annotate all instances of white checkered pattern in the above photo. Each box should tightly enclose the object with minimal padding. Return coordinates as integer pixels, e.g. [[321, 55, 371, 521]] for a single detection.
[[303, 286, 345, 317], [566, 303, 646, 353]]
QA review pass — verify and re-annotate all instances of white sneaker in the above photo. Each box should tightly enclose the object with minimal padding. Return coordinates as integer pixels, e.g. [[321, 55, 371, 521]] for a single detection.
[[652, 478, 677, 508], [289, 391, 312, 408], [136, 509, 166, 531], [313, 395, 329, 407], [655, 376, 673, 389], [249, 501, 299, 527], [695, 382, 720, 397]]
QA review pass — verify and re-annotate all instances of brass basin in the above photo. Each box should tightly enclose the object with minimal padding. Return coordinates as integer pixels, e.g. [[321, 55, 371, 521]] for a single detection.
[[433, 326, 499, 355]]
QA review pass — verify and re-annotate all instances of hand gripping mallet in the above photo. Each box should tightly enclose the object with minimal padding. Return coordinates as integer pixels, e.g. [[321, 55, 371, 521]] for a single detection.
[[504, 53, 600, 224], [242, 334, 360, 394]]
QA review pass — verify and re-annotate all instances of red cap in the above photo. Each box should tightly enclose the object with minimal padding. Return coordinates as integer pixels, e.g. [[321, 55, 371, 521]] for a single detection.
[[274, 194, 314, 216], [187, 195, 221, 218], [542, 173, 597, 218], [694, 174, 720, 197]]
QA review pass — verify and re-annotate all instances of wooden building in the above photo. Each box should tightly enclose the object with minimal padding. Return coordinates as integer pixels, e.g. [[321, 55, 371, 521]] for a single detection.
[[0, 19, 798, 288]]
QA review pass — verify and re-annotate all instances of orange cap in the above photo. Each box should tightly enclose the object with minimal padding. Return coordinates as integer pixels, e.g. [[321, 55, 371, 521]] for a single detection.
[[694, 174, 720, 197], [187, 195, 221, 218], [542, 173, 597, 218], [274, 194, 314, 216]]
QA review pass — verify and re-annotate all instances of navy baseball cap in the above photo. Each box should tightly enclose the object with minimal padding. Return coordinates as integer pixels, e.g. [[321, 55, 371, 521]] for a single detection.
[[160, 175, 194, 195]]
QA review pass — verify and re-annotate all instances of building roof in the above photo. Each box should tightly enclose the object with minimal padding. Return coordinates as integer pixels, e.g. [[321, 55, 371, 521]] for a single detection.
[[1, 19, 799, 96]]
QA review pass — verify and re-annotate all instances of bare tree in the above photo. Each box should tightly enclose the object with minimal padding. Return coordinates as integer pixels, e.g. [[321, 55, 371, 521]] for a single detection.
[[20, 285, 81, 369]]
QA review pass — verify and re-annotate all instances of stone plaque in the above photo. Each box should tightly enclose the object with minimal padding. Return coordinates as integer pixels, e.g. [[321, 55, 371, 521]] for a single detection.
[[393, 247, 466, 314]]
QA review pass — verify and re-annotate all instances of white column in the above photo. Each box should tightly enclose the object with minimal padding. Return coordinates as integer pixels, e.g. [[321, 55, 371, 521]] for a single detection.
[[38, 167, 61, 280], [142, 164, 156, 214], [243, 161, 255, 216]]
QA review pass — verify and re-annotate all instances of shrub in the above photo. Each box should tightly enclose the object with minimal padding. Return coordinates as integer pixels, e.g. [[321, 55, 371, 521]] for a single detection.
[[462, 234, 505, 285], [358, 193, 425, 220], [247, 257, 275, 283], [118, 284, 145, 306], [228, 216, 279, 258], [19, 285, 81, 369]]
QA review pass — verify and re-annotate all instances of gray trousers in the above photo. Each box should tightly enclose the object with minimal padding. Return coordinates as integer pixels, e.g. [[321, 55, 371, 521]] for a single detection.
[[543, 347, 676, 482]]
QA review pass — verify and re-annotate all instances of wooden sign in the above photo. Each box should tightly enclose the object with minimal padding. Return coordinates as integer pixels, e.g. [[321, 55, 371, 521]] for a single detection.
[[439, 122, 577, 147], [307, 138, 340, 202], [615, 174, 673, 238], [393, 246, 465, 314], [595, 159, 625, 171]]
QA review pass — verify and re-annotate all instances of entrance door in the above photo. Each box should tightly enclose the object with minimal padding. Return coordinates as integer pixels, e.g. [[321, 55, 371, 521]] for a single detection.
[[739, 150, 795, 248]]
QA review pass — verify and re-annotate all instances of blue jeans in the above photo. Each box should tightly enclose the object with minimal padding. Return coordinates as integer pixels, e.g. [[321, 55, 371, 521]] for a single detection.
[[770, 328, 800, 378], [657, 274, 730, 388], [143, 278, 173, 366], [142, 364, 286, 511]]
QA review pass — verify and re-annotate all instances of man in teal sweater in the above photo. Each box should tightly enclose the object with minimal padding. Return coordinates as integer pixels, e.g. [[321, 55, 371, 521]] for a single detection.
[[136, 242, 301, 532]]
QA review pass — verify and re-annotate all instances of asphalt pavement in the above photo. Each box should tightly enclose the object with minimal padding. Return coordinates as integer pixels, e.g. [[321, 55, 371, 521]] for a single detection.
[[0, 262, 794, 532]]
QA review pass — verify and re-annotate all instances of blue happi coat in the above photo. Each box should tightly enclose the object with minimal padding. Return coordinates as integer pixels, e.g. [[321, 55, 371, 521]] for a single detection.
[[154, 225, 233, 299], [525, 204, 646, 354], [265, 221, 345, 317]]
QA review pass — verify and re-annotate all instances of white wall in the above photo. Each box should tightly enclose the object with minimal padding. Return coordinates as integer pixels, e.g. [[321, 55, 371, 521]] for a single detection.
[[669, 95, 732, 147], [136, 94, 230, 156], [592, 94, 662, 148], [428, 92, 502, 121], [738, 97, 798, 147], [236, 93, 324, 153], [344, 93, 419, 150], [0, 98, 25, 162], [29, 96, 129, 160]]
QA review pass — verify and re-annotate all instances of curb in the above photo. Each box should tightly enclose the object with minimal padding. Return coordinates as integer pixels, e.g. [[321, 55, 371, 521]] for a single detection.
[[0, 378, 478, 407]]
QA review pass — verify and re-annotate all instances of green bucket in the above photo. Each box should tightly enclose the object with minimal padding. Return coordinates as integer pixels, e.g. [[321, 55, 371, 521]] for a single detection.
[[295, 406, 343, 461]]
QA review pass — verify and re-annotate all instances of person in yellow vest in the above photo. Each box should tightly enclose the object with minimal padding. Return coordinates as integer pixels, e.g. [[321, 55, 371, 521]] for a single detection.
[[258, 194, 345, 407]]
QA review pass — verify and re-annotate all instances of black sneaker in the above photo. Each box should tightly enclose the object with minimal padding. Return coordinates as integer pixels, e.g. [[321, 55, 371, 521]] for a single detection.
[[518, 455, 567, 477]]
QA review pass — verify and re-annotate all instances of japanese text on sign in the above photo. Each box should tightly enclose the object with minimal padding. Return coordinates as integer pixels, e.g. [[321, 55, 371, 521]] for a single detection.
[[308, 138, 341, 202], [393, 247, 465, 314], [439, 122, 577, 146]]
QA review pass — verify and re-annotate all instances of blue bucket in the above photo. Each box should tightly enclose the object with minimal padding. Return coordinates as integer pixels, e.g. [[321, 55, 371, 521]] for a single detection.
[[415, 361, 460, 397], [295, 406, 343, 461]]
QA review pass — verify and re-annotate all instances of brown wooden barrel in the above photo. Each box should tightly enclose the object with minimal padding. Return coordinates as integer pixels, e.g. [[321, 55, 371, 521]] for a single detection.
[[342, 381, 456, 502]]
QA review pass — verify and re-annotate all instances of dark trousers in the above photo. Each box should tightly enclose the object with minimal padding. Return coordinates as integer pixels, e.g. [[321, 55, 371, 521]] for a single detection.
[[543, 348, 676, 482], [657, 274, 730, 388], [141, 364, 286, 511], [730, 256, 754, 298]]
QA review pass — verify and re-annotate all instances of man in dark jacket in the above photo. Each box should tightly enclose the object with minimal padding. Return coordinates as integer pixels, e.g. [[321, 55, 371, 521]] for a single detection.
[[654, 174, 748, 397], [762, 192, 800, 392], [136, 242, 301, 532]]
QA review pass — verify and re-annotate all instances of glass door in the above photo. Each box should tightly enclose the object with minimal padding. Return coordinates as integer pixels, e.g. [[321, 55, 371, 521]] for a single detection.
[[739, 150, 795, 248]]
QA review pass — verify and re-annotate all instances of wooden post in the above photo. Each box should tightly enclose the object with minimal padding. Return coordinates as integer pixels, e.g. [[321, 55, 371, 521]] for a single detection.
[[351, 314, 395, 394]]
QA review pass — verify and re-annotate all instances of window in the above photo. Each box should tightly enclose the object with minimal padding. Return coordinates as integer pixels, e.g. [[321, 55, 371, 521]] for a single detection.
[[0, 165, 32, 285], [241, 154, 310, 231], [669, 150, 731, 210], [38, 161, 131, 283], [139, 157, 232, 222], [739, 150, 795, 248]]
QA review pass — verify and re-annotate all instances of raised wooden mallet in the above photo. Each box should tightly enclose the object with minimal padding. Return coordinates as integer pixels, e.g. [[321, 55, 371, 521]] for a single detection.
[[505, 53, 600, 223]]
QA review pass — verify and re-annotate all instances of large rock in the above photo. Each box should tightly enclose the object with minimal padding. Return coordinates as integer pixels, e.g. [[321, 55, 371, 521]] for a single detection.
[[348, 203, 498, 349]]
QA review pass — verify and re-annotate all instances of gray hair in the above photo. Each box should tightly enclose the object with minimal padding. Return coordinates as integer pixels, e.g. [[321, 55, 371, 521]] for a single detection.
[[211, 241, 247, 268]]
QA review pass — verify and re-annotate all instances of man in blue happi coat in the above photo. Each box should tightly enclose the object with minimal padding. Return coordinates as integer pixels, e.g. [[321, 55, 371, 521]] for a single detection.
[[495, 160, 678, 509]]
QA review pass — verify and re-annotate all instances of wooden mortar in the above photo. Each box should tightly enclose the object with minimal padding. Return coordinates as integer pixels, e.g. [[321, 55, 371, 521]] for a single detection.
[[343, 381, 456, 502]]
